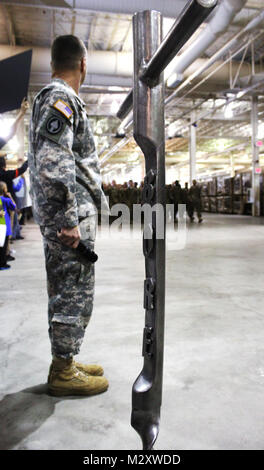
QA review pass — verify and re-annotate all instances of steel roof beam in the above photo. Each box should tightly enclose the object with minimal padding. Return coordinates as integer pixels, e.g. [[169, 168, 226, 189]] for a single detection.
[[1, 4, 16, 46]]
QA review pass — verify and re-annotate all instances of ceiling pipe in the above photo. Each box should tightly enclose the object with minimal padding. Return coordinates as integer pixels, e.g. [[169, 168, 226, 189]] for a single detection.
[[238, 72, 264, 87], [165, 9, 264, 105], [0, 43, 261, 89], [100, 134, 132, 165], [166, 0, 247, 87], [0, 45, 133, 76]]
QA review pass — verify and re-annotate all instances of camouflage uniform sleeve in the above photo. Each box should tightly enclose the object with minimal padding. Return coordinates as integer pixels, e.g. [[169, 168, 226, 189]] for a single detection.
[[35, 92, 79, 228]]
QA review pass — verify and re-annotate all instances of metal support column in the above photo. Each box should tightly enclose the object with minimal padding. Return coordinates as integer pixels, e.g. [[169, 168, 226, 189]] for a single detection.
[[251, 94, 260, 216], [132, 10, 166, 450], [189, 111, 197, 184]]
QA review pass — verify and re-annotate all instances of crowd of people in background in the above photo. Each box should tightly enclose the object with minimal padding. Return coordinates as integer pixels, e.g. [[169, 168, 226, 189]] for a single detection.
[[0, 171, 203, 271], [0, 100, 204, 272], [0, 157, 32, 270], [103, 178, 203, 224], [0, 98, 32, 271]]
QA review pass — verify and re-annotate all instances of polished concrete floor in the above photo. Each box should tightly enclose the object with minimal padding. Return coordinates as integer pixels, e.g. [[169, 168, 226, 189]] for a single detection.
[[1, 213, 264, 450]]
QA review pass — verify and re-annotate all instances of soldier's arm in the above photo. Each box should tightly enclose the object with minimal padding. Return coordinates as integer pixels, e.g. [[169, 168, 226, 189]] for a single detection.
[[17, 160, 28, 176], [6, 196, 16, 210], [3, 98, 29, 144], [36, 93, 79, 230], [5, 161, 28, 181]]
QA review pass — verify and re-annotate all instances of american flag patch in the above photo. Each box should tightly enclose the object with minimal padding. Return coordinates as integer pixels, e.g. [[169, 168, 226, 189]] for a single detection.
[[53, 99, 73, 119]]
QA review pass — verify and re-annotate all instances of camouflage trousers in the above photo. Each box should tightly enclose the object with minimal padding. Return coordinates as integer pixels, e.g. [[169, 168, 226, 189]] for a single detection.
[[189, 199, 202, 220], [40, 216, 96, 359]]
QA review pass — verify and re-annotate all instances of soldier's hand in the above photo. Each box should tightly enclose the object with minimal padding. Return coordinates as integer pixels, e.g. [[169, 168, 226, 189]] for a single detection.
[[57, 226, 81, 249], [20, 97, 29, 115]]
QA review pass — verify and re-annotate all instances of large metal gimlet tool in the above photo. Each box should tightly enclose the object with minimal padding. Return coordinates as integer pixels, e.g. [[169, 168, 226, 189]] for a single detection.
[[130, 0, 218, 450]]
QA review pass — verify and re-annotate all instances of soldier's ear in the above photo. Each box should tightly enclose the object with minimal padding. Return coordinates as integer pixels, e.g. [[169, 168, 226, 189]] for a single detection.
[[80, 56, 86, 73], [50, 61, 54, 73]]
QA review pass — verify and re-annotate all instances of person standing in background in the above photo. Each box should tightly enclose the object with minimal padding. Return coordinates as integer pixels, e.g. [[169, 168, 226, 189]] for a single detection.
[[189, 179, 203, 223], [0, 98, 29, 150], [172, 180, 182, 223], [181, 182, 193, 221], [0, 182, 16, 270]]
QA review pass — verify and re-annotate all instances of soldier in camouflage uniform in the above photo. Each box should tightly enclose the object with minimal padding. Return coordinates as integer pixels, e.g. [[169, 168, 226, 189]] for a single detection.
[[28, 35, 109, 396], [181, 182, 193, 221], [189, 179, 203, 223]]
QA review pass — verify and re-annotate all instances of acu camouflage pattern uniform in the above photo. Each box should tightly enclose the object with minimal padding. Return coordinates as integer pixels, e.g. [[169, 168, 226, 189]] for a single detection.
[[189, 183, 202, 220], [28, 78, 108, 359]]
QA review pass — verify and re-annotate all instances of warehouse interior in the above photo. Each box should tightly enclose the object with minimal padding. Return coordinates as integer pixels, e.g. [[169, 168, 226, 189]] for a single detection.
[[1, 0, 264, 451]]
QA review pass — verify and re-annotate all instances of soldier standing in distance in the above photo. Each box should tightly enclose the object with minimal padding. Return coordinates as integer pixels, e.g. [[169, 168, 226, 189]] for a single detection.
[[189, 179, 203, 223], [181, 182, 193, 221], [28, 35, 109, 396], [172, 180, 182, 222]]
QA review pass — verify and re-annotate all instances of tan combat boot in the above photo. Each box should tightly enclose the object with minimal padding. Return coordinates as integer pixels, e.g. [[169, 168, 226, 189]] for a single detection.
[[47, 360, 104, 382], [74, 361, 104, 376], [48, 357, 109, 397]]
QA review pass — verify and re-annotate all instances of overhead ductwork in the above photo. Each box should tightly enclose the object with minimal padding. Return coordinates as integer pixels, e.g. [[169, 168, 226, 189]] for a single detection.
[[0, 45, 133, 76], [181, 58, 261, 83], [2, 0, 187, 17], [0, 0, 258, 91], [1, 43, 261, 89], [0, 45, 135, 88], [166, 0, 247, 87], [238, 72, 264, 87], [0, 0, 260, 91]]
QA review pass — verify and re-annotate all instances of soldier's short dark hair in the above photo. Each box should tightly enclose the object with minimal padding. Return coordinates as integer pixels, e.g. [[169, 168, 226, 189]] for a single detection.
[[51, 35, 86, 72]]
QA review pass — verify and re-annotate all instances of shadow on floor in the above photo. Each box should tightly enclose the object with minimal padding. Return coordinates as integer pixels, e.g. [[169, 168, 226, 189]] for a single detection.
[[0, 383, 89, 450]]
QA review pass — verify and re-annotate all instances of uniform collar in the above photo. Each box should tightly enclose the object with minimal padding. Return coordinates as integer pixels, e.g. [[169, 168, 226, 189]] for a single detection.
[[51, 78, 86, 109]]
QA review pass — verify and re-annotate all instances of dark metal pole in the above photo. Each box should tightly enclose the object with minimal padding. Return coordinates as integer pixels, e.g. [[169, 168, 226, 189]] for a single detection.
[[131, 9, 166, 450], [117, 0, 218, 120], [116, 89, 133, 120]]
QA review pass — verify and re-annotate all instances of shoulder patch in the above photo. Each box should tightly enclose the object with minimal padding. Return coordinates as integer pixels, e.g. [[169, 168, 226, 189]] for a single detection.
[[53, 99, 73, 119], [46, 116, 63, 135], [39, 112, 68, 144]]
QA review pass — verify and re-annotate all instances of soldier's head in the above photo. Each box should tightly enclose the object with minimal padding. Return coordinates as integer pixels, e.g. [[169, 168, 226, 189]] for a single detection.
[[0, 156, 6, 169], [51, 35, 87, 85], [193, 179, 197, 186], [185, 182, 188, 189]]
